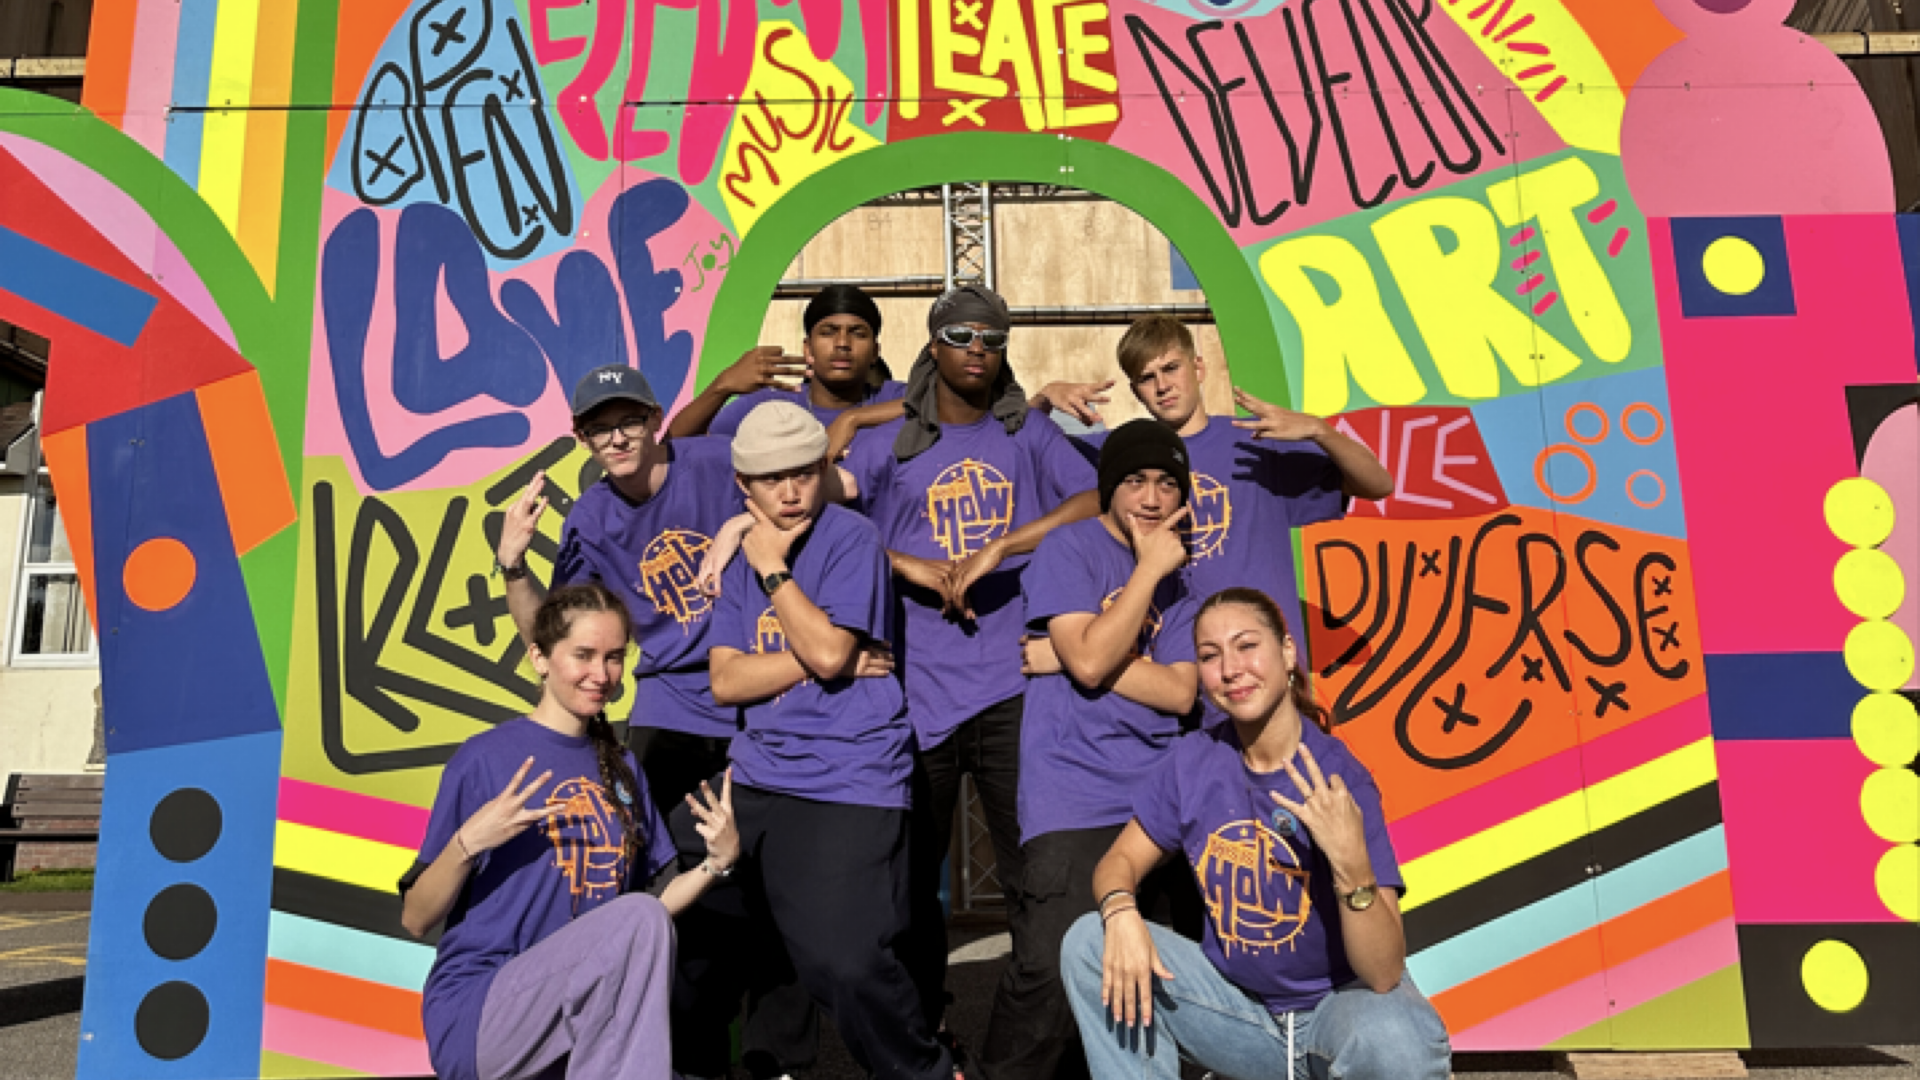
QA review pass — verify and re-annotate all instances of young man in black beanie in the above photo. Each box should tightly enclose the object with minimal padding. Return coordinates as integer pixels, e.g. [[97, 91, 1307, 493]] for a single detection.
[[669, 284, 903, 439], [1003, 418, 1205, 1080]]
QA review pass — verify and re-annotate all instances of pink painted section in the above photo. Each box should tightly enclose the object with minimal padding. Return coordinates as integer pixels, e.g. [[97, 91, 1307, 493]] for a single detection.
[[1862, 404, 1920, 690], [1653, 216, 1915, 655], [1621, 1, 1890, 216], [305, 173, 720, 494], [277, 778, 430, 852], [122, 0, 182, 154], [1717, 739, 1898, 923], [1453, 921, 1739, 1050], [1106, 0, 1565, 246], [0, 133, 237, 348], [1390, 697, 1711, 862], [261, 1004, 431, 1076]]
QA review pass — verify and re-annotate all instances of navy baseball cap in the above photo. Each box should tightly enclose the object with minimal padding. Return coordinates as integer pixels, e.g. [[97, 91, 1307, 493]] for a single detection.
[[571, 364, 660, 420]]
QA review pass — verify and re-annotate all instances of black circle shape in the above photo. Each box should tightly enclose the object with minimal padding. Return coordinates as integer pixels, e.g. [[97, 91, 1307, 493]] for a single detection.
[[135, 981, 209, 1061], [149, 788, 222, 863], [144, 884, 217, 961]]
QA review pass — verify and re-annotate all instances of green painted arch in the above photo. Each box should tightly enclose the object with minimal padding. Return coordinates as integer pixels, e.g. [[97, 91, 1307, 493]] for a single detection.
[[702, 132, 1292, 409]]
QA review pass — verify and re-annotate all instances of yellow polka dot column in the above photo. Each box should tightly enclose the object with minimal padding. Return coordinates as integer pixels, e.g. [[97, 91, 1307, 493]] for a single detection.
[[1825, 477, 1920, 928]]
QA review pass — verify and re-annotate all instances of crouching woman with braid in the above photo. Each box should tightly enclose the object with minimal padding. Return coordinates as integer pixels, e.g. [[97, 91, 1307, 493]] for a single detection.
[[1062, 587, 1451, 1080], [400, 583, 741, 1080]]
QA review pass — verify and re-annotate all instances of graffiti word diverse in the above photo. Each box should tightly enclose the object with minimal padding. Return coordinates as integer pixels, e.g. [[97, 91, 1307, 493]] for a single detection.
[[1125, 0, 1504, 231], [322, 180, 695, 491], [1307, 508, 1701, 773], [894, 0, 1122, 139], [351, 0, 575, 261], [1339, 407, 1507, 521], [1261, 155, 1637, 415]]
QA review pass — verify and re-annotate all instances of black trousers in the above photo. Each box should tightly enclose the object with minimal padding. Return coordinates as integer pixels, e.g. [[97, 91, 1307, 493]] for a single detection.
[[631, 727, 817, 1079], [903, 694, 1027, 1033], [979, 825, 1204, 1080], [673, 783, 953, 1080]]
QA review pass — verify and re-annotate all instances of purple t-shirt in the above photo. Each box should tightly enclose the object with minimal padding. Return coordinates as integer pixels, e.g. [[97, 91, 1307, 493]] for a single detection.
[[843, 414, 1096, 748], [1079, 421, 1344, 660], [553, 436, 742, 738], [711, 504, 913, 808], [1133, 721, 1404, 1016], [710, 380, 908, 437], [1019, 517, 1199, 843], [414, 718, 677, 1080]]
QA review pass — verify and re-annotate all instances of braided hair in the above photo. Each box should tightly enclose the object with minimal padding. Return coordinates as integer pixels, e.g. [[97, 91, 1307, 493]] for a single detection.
[[1194, 587, 1331, 734], [531, 583, 644, 889]]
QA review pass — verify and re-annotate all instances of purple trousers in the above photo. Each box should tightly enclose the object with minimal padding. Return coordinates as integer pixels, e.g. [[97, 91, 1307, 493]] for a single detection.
[[475, 893, 677, 1080]]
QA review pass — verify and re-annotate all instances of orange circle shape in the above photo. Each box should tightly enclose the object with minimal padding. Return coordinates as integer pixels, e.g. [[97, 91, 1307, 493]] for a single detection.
[[1535, 445, 1597, 504], [1566, 403, 1609, 445], [124, 538, 197, 612], [1626, 469, 1668, 509], [1621, 403, 1666, 445]]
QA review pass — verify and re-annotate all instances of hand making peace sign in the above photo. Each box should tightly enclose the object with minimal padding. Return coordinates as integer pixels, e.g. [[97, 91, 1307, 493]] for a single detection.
[[457, 757, 558, 859], [1269, 742, 1373, 886]]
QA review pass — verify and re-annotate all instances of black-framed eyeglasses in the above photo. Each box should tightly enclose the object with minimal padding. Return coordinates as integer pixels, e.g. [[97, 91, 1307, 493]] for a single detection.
[[578, 415, 653, 447], [935, 325, 1009, 351]]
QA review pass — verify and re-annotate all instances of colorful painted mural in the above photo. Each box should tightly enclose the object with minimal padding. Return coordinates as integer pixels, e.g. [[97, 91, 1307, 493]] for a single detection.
[[0, 0, 1914, 1074]]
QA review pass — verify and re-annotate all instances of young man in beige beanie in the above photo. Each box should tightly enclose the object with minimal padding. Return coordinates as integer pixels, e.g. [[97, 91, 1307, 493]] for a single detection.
[[690, 401, 955, 1080]]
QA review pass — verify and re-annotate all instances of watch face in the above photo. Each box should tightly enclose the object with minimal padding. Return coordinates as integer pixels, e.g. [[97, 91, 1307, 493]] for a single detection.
[[1345, 884, 1377, 911]]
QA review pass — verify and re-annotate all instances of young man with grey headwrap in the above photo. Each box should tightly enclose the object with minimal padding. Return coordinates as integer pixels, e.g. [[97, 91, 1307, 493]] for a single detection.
[[836, 285, 1102, 1078]]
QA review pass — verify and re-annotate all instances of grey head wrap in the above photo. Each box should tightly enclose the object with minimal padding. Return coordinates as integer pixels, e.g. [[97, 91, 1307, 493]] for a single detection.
[[893, 285, 1028, 461]]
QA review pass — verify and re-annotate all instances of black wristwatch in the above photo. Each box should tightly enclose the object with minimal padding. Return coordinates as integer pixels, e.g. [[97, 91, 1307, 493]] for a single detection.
[[758, 570, 794, 597]]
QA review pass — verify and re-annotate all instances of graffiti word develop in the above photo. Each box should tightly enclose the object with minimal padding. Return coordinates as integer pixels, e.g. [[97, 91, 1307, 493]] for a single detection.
[[1126, 0, 1505, 230]]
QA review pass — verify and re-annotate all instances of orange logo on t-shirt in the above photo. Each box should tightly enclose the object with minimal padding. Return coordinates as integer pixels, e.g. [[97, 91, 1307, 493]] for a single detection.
[[1194, 819, 1310, 957], [927, 460, 1014, 559], [1184, 472, 1232, 562], [638, 529, 713, 628], [543, 778, 628, 902]]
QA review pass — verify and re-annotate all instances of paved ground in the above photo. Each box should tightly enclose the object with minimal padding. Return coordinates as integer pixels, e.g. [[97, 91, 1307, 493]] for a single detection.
[[0, 907, 1914, 1079]]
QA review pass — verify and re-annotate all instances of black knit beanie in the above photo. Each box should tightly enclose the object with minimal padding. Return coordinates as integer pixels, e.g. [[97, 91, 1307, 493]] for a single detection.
[[1099, 419, 1191, 511]]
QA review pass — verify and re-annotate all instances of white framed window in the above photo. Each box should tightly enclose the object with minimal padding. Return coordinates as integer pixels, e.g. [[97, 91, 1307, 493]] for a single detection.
[[9, 397, 94, 667]]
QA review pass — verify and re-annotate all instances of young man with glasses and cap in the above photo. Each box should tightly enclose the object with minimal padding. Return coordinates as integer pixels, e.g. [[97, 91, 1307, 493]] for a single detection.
[[690, 399, 956, 1080], [667, 284, 907, 441], [1003, 419, 1205, 1080], [834, 284, 1101, 1076], [493, 366, 814, 1080]]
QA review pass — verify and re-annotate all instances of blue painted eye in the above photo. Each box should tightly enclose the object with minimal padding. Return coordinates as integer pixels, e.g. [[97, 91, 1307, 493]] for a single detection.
[[614, 781, 633, 807], [1271, 807, 1298, 837]]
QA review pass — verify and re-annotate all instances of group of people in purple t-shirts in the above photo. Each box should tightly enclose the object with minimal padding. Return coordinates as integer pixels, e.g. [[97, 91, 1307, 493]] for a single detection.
[[397, 282, 1456, 1080]]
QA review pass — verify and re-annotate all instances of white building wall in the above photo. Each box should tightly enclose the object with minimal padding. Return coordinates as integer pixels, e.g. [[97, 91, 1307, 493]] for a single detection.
[[0, 475, 100, 783]]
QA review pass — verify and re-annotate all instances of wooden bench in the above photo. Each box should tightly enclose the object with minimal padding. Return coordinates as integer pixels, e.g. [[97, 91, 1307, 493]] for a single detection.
[[0, 773, 104, 880]]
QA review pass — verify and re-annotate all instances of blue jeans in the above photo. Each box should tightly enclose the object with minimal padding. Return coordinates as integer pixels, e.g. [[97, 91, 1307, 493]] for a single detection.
[[1062, 915, 1451, 1080]]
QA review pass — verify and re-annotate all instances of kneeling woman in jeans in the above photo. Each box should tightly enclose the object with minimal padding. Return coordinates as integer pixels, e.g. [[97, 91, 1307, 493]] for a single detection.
[[400, 583, 741, 1080], [1063, 587, 1452, 1080]]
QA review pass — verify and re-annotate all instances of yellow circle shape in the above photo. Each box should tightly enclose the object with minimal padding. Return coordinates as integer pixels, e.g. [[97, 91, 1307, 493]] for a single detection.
[[1853, 693, 1920, 767], [1825, 478, 1896, 548], [1845, 621, 1916, 691], [1801, 939, 1870, 1012], [1862, 767, 1920, 843], [1703, 237, 1767, 296], [1836, 549, 1906, 619], [1877, 846, 1920, 922]]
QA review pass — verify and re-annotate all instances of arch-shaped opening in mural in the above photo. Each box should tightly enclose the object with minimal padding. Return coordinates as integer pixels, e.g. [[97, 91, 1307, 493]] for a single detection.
[[703, 133, 1290, 409]]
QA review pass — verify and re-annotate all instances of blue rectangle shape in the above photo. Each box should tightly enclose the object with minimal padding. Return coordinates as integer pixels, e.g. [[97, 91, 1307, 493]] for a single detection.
[[1703, 651, 1857, 739], [163, 0, 221, 188], [1670, 216, 1797, 319], [0, 226, 158, 347], [1897, 216, 1920, 375], [77, 731, 281, 1080]]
